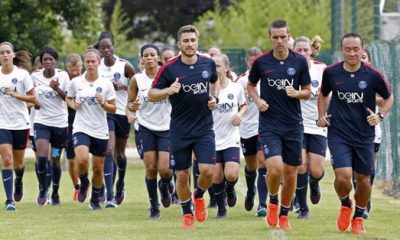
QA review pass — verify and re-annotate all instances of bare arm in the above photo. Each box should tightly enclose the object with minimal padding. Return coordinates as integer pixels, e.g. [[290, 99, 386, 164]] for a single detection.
[[285, 84, 312, 100], [247, 83, 268, 112], [148, 78, 180, 102], [7, 87, 36, 104], [317, 93, 331, 127], [49, 79, 66, 100], [66, 96, 80, 110], [232, 103, 248, 126], [127, 76, 140, 111]]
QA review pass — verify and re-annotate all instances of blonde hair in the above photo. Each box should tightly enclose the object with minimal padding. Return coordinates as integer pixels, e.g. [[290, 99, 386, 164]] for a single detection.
[[310, 35, 323, 58], [214, 53, 233, 80], [83, 47, 101, 61]]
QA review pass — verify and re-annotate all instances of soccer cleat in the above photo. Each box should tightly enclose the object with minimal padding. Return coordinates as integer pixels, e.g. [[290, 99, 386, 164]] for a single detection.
[[193, 191, 208, 222], [89, 200, 101, 210], [256, 204, 267, 217], [158, 180, 172, 208], [362, 210, 369, 219], [37, 190, 49, 206], [208, 197, 217, 208], [265, 203, 279, 228], [297, 210, 309, 220], [14, 179, 23, 202], [182, 214, 195, 230], [244, 190, 256, 211], [310, 182, 321, 204], [115, 181, 125, 205], [217, 208, 227, 219], [51, 193, 61, 206], [78, 184, 89, 203], [337, 203, 353, 231], [4, 200, 16, 211], [72, 189, 79, 202], [278, 215, 291, 231], [351, 217, 366, 234], [226, 187, 237, 207], [105, 199, 118, 208], [149, 207, 160, 220]]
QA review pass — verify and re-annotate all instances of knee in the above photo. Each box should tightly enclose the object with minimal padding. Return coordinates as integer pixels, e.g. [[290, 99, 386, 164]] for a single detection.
[[200, 165, 214, 178], [92, 163, 103, 176], [146, 167, 157, 178], [225, 172, 238, 182], [268, 167, 282, 178], [176, 171, 190, 183], [106, 146, 115, 158], [2, 156, 13, 168]]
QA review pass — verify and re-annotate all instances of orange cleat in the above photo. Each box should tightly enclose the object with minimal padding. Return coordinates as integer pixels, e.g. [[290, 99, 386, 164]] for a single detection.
[[182, 214, 195, 230], [337, 204, 352, 231], [193, 196, 208, 222], [265, 203, 279, 228], [351, 217, 366, 234], [278, 215, 291, 231], [73, 189, 79, 202]]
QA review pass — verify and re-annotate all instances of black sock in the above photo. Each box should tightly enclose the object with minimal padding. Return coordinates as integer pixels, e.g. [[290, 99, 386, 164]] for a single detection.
[[192, 159, 199, 189], [279, 205, 291, 216], [116, 156, 127, 185], [181, 198, 193, 215], [46, 160, 52, 190], [341, 195, 352, 208], [245, 167, 257, 193], [91, 187, 101, 203], [309, 171, 324, 187], [74, 183, 80, 190], [257, 168, 268, 206], [14, 166, 25, 182], [296, 172, 309, 211], [269, 193, 279, 205], [37, 157, 48, 192], [370, 173, 375, 185], [194, 187, 206, 199], [79, 173, 89, 191], [213, 182, 226, 210], [52, 164, 61, 195], [145, 178, 159, 209], [354, 205, 365, 219], [226, 179, 238, 193]]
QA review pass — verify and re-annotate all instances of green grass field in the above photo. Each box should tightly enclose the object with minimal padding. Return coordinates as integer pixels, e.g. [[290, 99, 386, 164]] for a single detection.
[[0, 159, 399, 240]]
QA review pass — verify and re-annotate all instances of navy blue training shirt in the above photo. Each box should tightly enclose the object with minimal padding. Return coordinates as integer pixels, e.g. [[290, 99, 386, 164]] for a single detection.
[[321, 61, 392, 146], [248, 50, 311, 132], [152, 54, 218, 138]]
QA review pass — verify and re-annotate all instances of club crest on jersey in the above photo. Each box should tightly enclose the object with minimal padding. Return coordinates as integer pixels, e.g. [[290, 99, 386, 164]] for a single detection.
[[358, 81, 367, 89], [287, 68, 296, 76], [96, 87, 103, 93], [201, 71, 210, 79], [311, 80, 319, 87], [228, 93, 234, 100], [113, 72, 121, 80], [11, 78, 18, 84]]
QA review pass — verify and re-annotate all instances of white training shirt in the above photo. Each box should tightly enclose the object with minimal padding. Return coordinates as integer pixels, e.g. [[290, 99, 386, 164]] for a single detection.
[[213, 80, 246, 151], [135, 71, 171, 131], [99, 56, 129, 115], [0, 65, 33, 130], [31, 68, 69, 128], [67, 75, 116, 140], [29, 107, 35, 136], [236, 70, 260, 139], [301, 61, 327, 137]]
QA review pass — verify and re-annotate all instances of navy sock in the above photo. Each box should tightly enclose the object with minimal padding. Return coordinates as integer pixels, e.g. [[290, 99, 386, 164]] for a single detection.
[[257, 168, 268, 206], [112, 162, 117, 185], [245, 167, 257, 193], [116, 156, 127, 185], [2, 169, 13, 200], [46, 160, 52, 190], [194, 186, 206, 199], [104, 156, 114, 199], [38, 157, 48, 192], [145, 178, 159, 209], [91, 187, 101, 203], [341, 195, 352, 208], [52, 164, 61, 195], [192, 159, 199, 189], [296, 172, 309, 211], [269, 193, 279, 205], [354, 205, 365, 219], [213, 182, 226, 210], [181, 198, 193, 215], [279, 204, 291, 216]]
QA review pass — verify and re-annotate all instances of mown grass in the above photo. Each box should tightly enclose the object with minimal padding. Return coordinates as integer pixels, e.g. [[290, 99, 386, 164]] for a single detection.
[[0, 160, 399, 240]]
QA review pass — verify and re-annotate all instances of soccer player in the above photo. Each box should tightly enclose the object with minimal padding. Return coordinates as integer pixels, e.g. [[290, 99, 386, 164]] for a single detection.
[[32, 46, 70, 206], [65, 53, 83, 201], [127, 44, 173, 219], [211, 53, 247, 219], [97, 31, 135, 207], [236, 47, 269, 217], [0, 42, 36, 211], [293, 36, 327, 219], [66, 48, 116, 210], [317, 33, 394, 234], [247, 19, 312, 231], [149, 25, 219, 230]]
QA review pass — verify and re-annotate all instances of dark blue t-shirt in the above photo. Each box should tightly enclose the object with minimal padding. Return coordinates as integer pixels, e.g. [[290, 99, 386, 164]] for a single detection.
[[248, 50, 311, 133], [321, 62, 392, 146], [152, 54, 218, 138]]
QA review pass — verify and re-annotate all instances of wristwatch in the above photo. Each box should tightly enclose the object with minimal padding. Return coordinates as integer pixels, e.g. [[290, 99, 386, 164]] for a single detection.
[[378, 112, 385, 120]]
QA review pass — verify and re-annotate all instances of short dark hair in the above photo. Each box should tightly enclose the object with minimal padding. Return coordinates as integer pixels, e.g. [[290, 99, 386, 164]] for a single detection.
[[246, 47, 262, 58], [140, 44, 160, 57], [177, 25, 199, 40], [268, 19, 289, 36], [39, 46, 58, 63], [97, 31, 115, 46], [340, 32, 364, 49]]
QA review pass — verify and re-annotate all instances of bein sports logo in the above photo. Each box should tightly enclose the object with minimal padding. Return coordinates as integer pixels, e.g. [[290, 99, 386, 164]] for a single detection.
[[182, 82, 208, 95], [337, 90, 363, 103], [216, 102, 234, 113], [267, 78, 293, 90], [79, 96, 98, 105], [37, 89, 59, 99]]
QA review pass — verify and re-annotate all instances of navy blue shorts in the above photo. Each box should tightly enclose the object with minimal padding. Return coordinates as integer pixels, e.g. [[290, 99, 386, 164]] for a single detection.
[[216, 147, 241, 164], [65, 126, 75, 159], [329, 138, 374, 175], [259, 128, 303, 166], [134, 129, 144, 159], [170, 132, 216, 170], [73, 132, 108, 157], [0, 129, 29, 150], [303, 133, 327, 157], [240, 135, 260, 156], [29, 136, 36, 152], [107, 113, 131, 139], [34, 123, 67, 149], [139, 124, 169, 153]]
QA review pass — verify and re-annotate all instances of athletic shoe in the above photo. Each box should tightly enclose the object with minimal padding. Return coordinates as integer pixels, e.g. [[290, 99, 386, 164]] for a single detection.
[[89, 200, 101, 210], [226, 187, 237, 207], [244, 190, 255, 211], [208, 197, 217, 208], [310, 182, 321, 204], [193, 191, 208, 222], [337, 202, 353, 231], [256, 204, 267, 217], [14, 179, 23, 202], [216, 208, 227, 219], [105, 199, 118, 208], [158, 180, 172, 208], [78, 184, 89, 203], [51, 193, 61, 206], [278, 215, 291, 231], [115, 180, 125, 205], [72, 189, 79, 202], [149, 207, 160, 220], [4, 200, 16, 211], [351, 217, 366, 234], [297, 210, 309, 220], [265, 203, 279, 227], [37, 190, 49, 206], [292, 198, 300, 213], [182, 214, 195, 230]]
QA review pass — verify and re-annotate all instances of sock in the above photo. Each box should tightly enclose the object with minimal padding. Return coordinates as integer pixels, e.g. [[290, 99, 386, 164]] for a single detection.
[[116, 156, 127, 186], [245, 167, 257, 194], [14, 166, 25, 182], [74, 183, 80, 190], [79, 173, 89, 192], [2, 169, 13, 201], [194, 186, 206, 199], [269, 193, 279, 205], [354, 205, 366, 219], [213, 182, 226, 210], [46, 160, 52, 190], [112, 162, 117, 185], [192, 159, 199, 189], [145, 178, 159, 209], [370, 173, 375, 185], [226, 179, 238, 194], [296, 172, 309, 211], [52, 163, 62, 195], [279, 204, 291, 216], [104, 156, 114, 199], [310, 171, 324, 188], [341, 195, 352, 208], [37, 156, 48, 192], [208, 187, 215, 201], [91, 187, 101, 203], [257, 168, 268, 206], [34, 162, 40, 183], [181, 198, 193, 215]]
